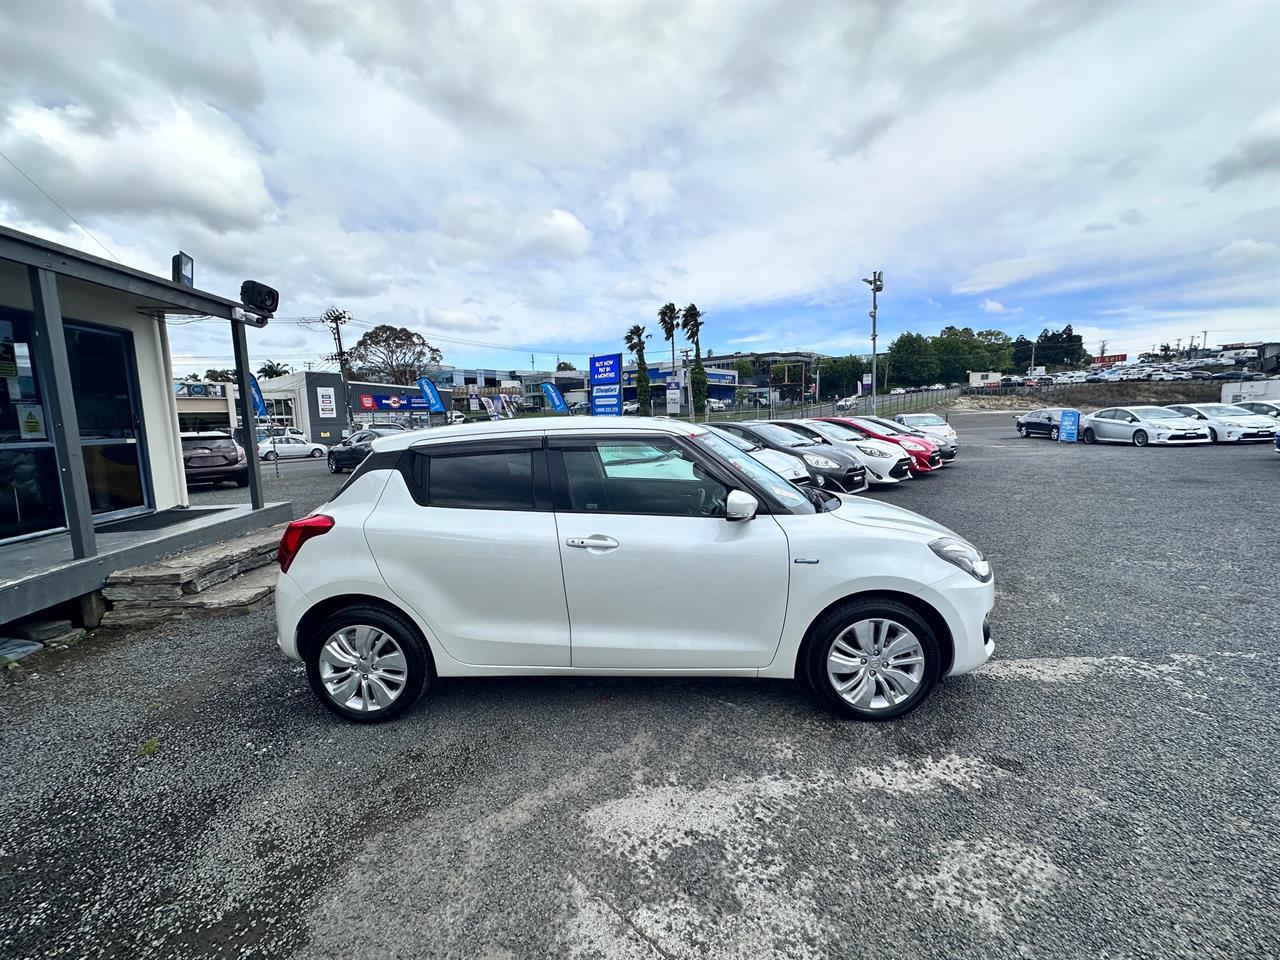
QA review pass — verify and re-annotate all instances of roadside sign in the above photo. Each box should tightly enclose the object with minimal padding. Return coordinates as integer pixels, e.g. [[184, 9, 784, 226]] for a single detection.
[[480, 396, 500, 420], [591, 383, 622, 416], [1059, 409, 1080, 443], [589, 353, 622, 386], [541, 382, 569, 414]]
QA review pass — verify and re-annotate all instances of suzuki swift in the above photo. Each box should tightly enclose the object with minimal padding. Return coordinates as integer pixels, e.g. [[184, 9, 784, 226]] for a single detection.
[[275, 419, 995, 723]]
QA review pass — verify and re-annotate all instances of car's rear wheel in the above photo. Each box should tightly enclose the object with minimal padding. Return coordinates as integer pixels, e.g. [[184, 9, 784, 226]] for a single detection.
[[305, 606, 431, 723], [263, 451, 277, 461], [1017, 425, 1029, 438], [327, 454, 343, 474], [1083, 428, 1096, 444], [800, 598, 940, 720], [310, 448, 324, 458], [1133, 430, 1148, 447]]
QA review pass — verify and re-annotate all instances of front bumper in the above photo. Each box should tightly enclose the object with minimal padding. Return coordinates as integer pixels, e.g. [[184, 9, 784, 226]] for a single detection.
[[923, 570, 996, 676], [1149, 433, 1211, 444]]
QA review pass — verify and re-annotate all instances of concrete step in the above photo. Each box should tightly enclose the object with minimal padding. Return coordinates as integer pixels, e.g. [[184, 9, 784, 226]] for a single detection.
[[102, 525, 285, 602], [100, 565, 279, 628]]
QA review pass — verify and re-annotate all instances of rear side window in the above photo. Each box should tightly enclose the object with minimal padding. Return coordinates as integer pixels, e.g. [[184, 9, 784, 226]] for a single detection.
[[422, 449, 535, 510], [182, 437, 235, 451]]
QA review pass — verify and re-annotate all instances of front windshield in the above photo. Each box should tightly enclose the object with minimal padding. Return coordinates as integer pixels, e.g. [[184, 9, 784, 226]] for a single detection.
[[857, 417, 905, 435], [703, 425, 757, 452], [903, 414, 946, 426], [692, 432, 815, 513], [750, 422, 816, 447], [1130, 407, 1182, 420], [1201, 404, 1253, 417], [808, 420, 867, 442]]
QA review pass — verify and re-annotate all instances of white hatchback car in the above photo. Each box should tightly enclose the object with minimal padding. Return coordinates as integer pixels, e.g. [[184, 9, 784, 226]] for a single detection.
[[1164, 404, 1277, 443], [275, 419, 995, 723]]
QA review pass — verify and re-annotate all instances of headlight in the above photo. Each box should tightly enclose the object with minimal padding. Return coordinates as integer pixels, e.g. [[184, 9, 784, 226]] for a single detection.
[[901, 441, 925, 453], [856, 445, 890, 458], [929, 537, 992, 583], [803, 453, 840, 469]]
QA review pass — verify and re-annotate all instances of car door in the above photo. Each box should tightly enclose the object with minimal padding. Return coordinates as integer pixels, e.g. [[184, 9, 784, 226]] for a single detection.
[[337, 431, 372, 467], [362, 437, 571, 666], [1092, 409, 1118, 441], [1112, 409, 1137, 442], [549, 434, 790, 669]]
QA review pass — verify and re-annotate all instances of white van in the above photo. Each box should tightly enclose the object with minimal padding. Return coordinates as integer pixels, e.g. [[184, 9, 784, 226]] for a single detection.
[[1217, 349, 1257, 364]]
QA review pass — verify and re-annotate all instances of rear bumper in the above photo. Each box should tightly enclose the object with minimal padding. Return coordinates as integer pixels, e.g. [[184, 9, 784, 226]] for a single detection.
[[275, 571, 309, 660], [184, 463, 248, 484]]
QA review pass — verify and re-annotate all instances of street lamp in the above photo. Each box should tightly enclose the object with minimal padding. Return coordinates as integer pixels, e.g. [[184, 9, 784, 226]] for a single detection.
[[862, 270, 883, 413]]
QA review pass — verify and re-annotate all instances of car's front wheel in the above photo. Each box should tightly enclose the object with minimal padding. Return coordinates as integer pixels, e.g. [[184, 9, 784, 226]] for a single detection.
[[1083, 428, 1096, 444], [263, 451, 277, 461], [1050, 426, 1060, 441], [327, 454, 343, 474], [310, 448, 324, 458], [1017, 425, 1029, 438], [1133, 430, 1148, 447], [305, 605, 431, 723], [800, 598, 941, 720], [1208, 428, 1219, 443]]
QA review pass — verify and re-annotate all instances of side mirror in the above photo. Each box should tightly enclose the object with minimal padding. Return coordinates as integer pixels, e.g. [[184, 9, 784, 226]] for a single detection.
[[725, 490, 759, 522], [1129, 416, 1139, 423]]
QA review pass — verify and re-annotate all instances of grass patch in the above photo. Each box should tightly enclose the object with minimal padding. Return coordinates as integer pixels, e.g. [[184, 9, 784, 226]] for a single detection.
[[138, 737, 161, 757]]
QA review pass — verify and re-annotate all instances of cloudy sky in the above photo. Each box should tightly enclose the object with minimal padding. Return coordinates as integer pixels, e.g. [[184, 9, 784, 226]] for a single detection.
[[1, 0, 1277, 375]]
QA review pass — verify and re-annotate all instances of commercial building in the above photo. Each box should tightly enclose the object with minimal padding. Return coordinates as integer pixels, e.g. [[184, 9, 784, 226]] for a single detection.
[[0, 225, 289, 627]]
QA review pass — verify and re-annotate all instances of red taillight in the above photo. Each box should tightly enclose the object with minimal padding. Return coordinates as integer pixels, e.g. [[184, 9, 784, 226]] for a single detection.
[[278, 514, 334, 573]]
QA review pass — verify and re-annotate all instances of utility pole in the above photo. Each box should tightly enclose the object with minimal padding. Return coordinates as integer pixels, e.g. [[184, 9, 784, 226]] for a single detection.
[[322, 306, 354, 432], [1202, 331, 1208, 355], [680, 347, 693, 421], [862, 271, 883, 413]]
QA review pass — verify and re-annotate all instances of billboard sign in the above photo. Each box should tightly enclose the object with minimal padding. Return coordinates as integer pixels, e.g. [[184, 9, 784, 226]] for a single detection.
[[666, 379, 681, 415], [316, 386, 337, 418], [1089, 354, 1128, 366], [591, 383, 622, 416], [589, 353, 622, 386]]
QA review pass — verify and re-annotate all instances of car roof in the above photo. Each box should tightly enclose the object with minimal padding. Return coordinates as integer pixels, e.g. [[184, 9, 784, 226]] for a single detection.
[[180, 431, 233, 439], [371, 415, 713, 452]]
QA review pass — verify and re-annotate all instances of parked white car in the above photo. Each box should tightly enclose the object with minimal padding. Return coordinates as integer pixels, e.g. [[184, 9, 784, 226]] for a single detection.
[[276, 418, 994, 723], [621, 401, 640, 415], [891, 413, 958, 447], [259, 436, 327, 460], [1163, 403, 1277, 443], [791, 419, 913, 484], [835, 395, 861, 412], [1233, 400, 1280, 420], [703, 425, 813, 488], [706, 398, 728, 412], [1081, 406, 1210, 446]]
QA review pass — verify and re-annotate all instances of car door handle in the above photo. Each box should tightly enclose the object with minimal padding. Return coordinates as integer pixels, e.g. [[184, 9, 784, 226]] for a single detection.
[[565, 535, 619, 550]]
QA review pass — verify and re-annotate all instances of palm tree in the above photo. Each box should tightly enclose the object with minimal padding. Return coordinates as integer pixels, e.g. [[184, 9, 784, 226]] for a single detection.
[[681, 304, 707, 417], [657, 302, 680, 414], [257, 360, 291, 379], [624, 324, 651, 415]]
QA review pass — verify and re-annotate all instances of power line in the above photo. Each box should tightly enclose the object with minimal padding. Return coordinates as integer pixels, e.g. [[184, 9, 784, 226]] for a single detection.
[[0, 147, 120, 262]]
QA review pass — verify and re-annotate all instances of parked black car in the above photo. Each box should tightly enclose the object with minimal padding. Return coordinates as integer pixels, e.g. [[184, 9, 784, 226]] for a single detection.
[[1015, 408, 1068, 439], [708, 420, 868, 492], [181, 432, 247, 487], [327, 426, 406, 474]]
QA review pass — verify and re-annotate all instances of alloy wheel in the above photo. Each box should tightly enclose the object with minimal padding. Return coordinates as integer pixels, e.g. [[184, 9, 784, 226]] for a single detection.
[[327, 455, 339, 473], [1018, 425, 1028, 438], [826, 618, 925, 711], [1134, 430, 1148, 447], [318, 625, 409, 713], [1050, 427, 1059, 440]]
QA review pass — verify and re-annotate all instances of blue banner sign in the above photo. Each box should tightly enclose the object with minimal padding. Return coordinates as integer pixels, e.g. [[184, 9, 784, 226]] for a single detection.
[[590, 353, 622, 386], [247, 374, 268, 417], [541, 382, 569, 413], [1059, 409, 1080, 442], [415, 376, 447, 414], [591, 383, 622, 416]]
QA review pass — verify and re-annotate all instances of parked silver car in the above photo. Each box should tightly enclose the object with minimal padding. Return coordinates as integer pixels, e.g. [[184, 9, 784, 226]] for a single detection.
[[702, 425, 814, 487], [1164, 403, 1277, 443], [1081, 406, 1209, 446]]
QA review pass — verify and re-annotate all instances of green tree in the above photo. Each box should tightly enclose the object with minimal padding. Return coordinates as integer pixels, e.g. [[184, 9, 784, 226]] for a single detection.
[[624, 324, 652, 415], [817, 355, 866, 397], [681, 303, 708, 416], [204, 368, 237, 382], [256, 360, 291, 379], [555, 360, 577, 371], [349, 325, 443, 384], [734, 358, 756, 383], [886, 332, 938, 386], [975, 329, 1014, 372], [1011, 335, 1034, 372]]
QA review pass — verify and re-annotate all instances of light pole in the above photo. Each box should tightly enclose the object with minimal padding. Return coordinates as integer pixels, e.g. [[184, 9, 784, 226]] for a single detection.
[[862, 271, 883, 413]]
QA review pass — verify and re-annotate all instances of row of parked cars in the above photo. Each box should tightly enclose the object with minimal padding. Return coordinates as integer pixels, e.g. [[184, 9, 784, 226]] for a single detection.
[[1015, 402, 1280, 446], [705, 413, 960, 493]]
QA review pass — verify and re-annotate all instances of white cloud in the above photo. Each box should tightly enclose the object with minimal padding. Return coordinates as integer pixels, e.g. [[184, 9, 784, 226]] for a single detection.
[[1210, 239, 1279, 268], [979, 299, 1008, 314]]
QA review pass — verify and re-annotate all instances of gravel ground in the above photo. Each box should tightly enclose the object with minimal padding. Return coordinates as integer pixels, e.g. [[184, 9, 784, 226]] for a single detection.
[[3, 412, 1277, 960]]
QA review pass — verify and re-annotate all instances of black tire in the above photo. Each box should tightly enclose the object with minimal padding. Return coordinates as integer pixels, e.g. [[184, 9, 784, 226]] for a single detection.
[[1133, 430, 1148, 447], [327, 454, 344, 474], [799, 597, 941, 721], [310, 448, 324, 458], [1018, 425, 1029, 438], [1208, 427, 1219, 443], [236, 477, 249, 487], [304, 604, 432, 724], [263, 451, 277, 461], [1050, 426, 1060, 441], [1083, 428, 1096, 444]]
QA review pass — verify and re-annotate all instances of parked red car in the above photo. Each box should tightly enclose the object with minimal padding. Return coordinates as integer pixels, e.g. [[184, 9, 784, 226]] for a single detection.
[[819, 416, 943, 474]]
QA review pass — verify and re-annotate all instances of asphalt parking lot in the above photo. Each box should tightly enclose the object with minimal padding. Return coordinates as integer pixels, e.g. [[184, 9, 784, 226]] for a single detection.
[[3, 412, 1277, 960]]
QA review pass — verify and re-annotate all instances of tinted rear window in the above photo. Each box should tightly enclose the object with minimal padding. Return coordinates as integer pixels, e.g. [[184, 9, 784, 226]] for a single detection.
[[428, 449, 535, 510], [182, 437, 235, 451]]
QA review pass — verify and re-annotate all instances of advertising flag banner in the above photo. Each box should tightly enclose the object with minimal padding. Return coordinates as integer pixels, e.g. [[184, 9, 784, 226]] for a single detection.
[[480, 396, 500, 420], [248, 374, 268, 417], [541, 382, 569, 413], [416, 376, 447, 414]]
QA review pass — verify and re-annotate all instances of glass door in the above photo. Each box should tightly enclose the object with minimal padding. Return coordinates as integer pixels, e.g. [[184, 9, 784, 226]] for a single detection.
[[64, 323, 151, 520], [1, 309, 66, 541]]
